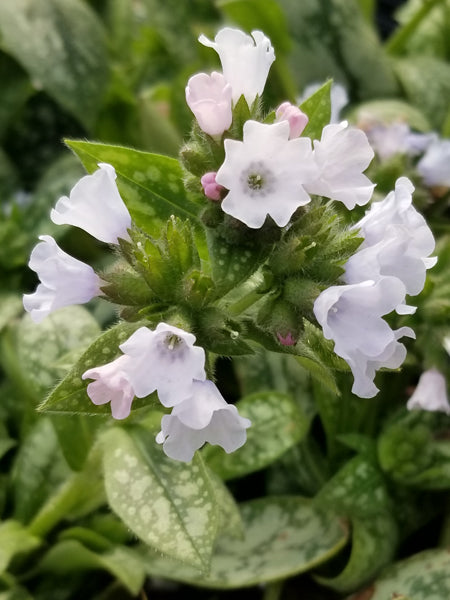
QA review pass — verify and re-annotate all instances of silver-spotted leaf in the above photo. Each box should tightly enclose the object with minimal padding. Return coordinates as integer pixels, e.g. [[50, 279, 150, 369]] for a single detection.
[[66, 140, 201, 235], [141, 496, 349, 588], [102, 427, 219, 571]]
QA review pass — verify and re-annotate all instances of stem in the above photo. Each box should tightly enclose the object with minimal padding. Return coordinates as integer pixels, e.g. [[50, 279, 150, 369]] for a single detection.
[[227, 288, 264, 317], [263, 580, 284, 600], [385, 0, 445, 55]]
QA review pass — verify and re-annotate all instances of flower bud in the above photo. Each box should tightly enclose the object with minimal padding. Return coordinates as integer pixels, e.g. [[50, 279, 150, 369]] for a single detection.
[[201, 171, 224, 201], [186, 72, 232, 137], [275, 102, 308, 138]]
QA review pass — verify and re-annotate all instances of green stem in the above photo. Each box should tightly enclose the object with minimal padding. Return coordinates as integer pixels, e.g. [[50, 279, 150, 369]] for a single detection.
[[385, 0, 445, 55], [227, 288, 264, 317], [263, 580, 284, 600]]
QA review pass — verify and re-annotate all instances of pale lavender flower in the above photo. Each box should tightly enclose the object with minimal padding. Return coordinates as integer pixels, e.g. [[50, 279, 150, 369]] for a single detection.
[[305, 121, 375, 209], [118, 323, 206, 406], [417, 137, 450, 187], [51, 163, 131, 244], [156, 380, 251, 462], [407, 369, 450, 415], [216, 120, 316, 228], [199, 28, 275, 105], [23, 235, 101, 323], [313, 277, 415, 398], [82, 355, 135, 419], [186, 72, 232, 136]]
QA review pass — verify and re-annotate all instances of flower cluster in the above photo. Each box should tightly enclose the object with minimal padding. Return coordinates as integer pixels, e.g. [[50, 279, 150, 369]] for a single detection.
[[82, 323, 250, 462], [186, 28, 374, 229], [314, 177, 436, 398]]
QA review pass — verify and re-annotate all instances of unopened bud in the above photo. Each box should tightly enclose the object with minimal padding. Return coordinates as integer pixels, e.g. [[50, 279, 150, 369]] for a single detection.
[[275, 102, 308, 138]]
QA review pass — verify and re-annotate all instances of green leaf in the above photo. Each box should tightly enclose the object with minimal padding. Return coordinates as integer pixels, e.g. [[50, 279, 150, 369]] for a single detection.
[[209, 471, 244, 540], [141, 496, 348, 588], [38, 320, 154, 415], [66, 140, 201, 235], [2, 306, 100, 402], [12, 417, 70, 524], [204, 391, 309, 480], [0, 294, 22, 334], [0, 53, 32, 139], [300, 80, 332, 140], [102, 426, 219, 571], [315, 455, 397, 593], [0, 520, 41, 574], [349, 549, 450, 600], [50, 414, 101, 471], [0, 0, 108, 129], [37, 540, 145, 596], [393, 57, 450, 130]]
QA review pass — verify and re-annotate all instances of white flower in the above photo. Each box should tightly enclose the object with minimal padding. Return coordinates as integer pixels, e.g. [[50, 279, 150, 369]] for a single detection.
[[407, 369, 450, 415], [216, 120, 316, 228], [82, 355, 135, 419], [300, 82, 348, 124], [118, 323, 206, 406], [417, 137, 450, 187], [345, 178, 436, 301], [198, 28, 275, 105], [23, 235, 101, 323], [51, 163, 132, 244], [313, 277, 415, 398], [156, 380, 251, 462], [186, 72, 232, 136], [275, 102, 309, 138], [305, 121, 375, 209]]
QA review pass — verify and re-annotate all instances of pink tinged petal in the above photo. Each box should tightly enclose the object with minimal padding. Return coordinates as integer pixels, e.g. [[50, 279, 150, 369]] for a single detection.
[[51, 163, 132, 244], [82, 355, 135, 420], [23, 235, 101, 323], [186, 72, 232, 136], [407, 369, 450, 414], [277, 331, 296, 346], [275, 102, 309, 138], [199, 28, 275, 105], [201, 172, 224, 201], [216, 120, 315, 229]]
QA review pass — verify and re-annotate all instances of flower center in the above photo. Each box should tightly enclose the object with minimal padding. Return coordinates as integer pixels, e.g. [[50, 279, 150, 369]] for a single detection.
[[241, 161, 274, 198], [164, 334, 183, 351]]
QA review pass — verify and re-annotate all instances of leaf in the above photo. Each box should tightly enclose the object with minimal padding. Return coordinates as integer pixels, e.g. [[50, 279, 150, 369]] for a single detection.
[[141, 496, 348, 588], [315, 455, 398, 593], [12, 417, 71, 524], [393, 57, 450, 130], [37, 540, 145, 596], [102, 426, 219, 571], [50, 414, 101, 471], [300, 80, 332, 140], [0, 294, 22, 334], [348, 549, 450, 600], [0, 520, 41, 574], [66, 140, 201, 236], [209, 471, 244, 540], [0, 0, 108, 129], [38, 320, 154, 416], [3, 306, 100, 402], [204, 391, 309, 480]]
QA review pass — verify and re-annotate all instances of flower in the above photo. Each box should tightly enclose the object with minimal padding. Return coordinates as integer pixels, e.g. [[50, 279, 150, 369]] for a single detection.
[[23, 235, 101, 323], [417, 136, 450, 187], [198, 28, 275, 105], [305, 121, 375, 209], [156, 380, 251, 462], [118, 323, 206, 406], [51, 163, 132, 244], [216, 120, 316, 228], [313, 277, 415, 398], [275, 102, 309, 138], [185, 72, 232, 136], [201, 171, 224, 201], [366, 122, 432, 161], [346, 178, 436, 297], [407, 369, 450, 415], [82, 355, 135, 419]]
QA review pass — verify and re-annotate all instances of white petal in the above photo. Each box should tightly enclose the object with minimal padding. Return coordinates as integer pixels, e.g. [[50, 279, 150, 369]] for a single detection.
[[407, 369, 450, 414]]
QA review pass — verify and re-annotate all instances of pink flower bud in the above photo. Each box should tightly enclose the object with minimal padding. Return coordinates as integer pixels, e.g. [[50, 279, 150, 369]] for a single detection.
[[275, 102, 308, 138], [201, 172, 224, 201], [186, 72, 232, 137], [276, 331, 297, 346]]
